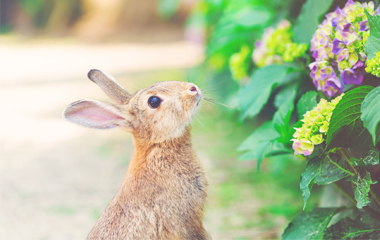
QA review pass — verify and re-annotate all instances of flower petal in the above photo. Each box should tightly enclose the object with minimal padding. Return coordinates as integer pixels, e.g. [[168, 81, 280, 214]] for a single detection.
[[332, 38, 344, 54], [340, 69, 363, 85], [341, 31, 358, 45], [359, 20, 369, 32]]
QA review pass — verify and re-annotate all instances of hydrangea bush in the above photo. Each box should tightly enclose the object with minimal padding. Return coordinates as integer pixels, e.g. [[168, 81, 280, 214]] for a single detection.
[[235, 0, 380, 238], [185, 0, 380, 238]]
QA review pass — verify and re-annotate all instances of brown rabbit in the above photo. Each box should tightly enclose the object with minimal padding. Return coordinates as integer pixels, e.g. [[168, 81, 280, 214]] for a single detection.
[[63, 69, 209, 240]]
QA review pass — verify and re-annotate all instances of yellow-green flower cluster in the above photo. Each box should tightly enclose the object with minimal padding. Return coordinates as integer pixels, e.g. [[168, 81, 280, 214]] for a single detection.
[[229, 45, 251, 81], [292, 94, 344, 156], [252, 20, 308, 67], [283, 43, 308, 62], [365, 52, 380, 77]]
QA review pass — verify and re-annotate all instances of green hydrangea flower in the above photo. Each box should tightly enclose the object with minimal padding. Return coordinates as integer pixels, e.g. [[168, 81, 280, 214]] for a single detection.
[[292, 94, 344, 156], [365, 51, 380, 77], [252, 19, 308, 67], [282, 43, 308, 62], [229, 45, 251, 81]]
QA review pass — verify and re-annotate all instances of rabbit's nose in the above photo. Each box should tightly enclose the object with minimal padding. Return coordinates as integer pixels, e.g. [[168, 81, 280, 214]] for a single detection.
[[190, 86, 198, 92]]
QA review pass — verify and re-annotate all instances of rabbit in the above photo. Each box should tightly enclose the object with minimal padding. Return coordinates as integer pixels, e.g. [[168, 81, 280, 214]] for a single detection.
[[63, 69, 209, 240]]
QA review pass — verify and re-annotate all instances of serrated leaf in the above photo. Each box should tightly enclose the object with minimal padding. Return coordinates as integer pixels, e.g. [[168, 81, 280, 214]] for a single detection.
[[282, 207, 343, 240], [297, 91, 318, 120], [362, 148, 380, 166], [238, 65, 291, 122], [365, 37, 380, 59], [350, 172, 377, 208], [326, 86, 374, 151], [315, 154, 352, 185], [300, 154, 352, 210], [365, 10, 380, 59], [300, 156, 321, 210], [324, 215, 380, 239], [293, 0, 333, 44], [351, 149, 380, 167], [361, 86, 380, 146]]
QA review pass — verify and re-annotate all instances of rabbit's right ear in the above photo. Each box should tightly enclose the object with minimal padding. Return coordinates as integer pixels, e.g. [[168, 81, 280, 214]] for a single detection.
[[88, 69, 132, 105], [63, 99, 132, 130]]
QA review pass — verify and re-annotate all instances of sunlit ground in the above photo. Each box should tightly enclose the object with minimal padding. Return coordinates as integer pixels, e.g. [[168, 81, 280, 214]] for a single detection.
[[0, 35, 319, 239]]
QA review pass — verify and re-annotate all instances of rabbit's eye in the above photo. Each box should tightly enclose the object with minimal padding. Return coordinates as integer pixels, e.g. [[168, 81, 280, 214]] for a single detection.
[[148, 96, 162, 109]]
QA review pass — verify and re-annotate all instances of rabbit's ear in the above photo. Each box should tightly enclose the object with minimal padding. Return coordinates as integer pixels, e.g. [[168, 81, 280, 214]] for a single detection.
[[88, 69, 132, 105], [63, 99, 131, 130]]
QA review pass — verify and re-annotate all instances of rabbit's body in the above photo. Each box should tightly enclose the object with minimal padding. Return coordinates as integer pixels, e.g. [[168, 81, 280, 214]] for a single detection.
[[64, 70, 209, 240], [88, 128, 207, 239]]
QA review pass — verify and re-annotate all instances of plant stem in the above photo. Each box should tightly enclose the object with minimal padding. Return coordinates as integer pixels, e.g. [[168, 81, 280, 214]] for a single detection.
[[339, 148, 358, 175], [332, 182, 356, 205], [326, 155, 355, 176]]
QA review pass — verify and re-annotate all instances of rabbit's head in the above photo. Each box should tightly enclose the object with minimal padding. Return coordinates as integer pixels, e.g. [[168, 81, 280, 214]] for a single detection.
[[64, 69, 202, 143]]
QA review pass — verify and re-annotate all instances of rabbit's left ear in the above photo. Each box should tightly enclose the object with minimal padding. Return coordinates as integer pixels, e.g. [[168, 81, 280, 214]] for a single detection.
[[63, 99, 132, 130]]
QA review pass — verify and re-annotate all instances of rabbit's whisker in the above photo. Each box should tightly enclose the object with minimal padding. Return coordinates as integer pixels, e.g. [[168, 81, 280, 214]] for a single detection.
[[194, 114, 205, 129], [204, 97, 230, 108]]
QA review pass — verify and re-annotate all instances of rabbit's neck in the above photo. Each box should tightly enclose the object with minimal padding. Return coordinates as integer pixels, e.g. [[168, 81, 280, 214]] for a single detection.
[[128, 126, 195, 175]]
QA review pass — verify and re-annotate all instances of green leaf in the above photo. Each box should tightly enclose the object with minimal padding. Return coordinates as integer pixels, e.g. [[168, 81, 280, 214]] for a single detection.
[[238, 121, 280, 151], [351, 149, 380, 167], [280, 119, 303, 145], [362, 148, 380, 166], [274, 85, 298, 108], [238, 139, 290, 170], [315, 154, 352, 185], [324, 215, 380, 239], [273, 84, 297, 137], [361, 86, 380, 146], [236, 8, 272, 27], [366, 36, 380, 59], [238, 65, 291, 122], [326, 86, 374, 151], [300, 154, 352, 210], [238, 121, 280, 170], [237, 121, 292, 170], [282, 207, 343, 240], [263, 139, 293, 157], [157, 0, 181, 19], [365, 10, 380, 59], [293, 0, 333, 44], [297, 91, 318, 120], [349, 172, 377, 208], [300, 156, 321, 210]]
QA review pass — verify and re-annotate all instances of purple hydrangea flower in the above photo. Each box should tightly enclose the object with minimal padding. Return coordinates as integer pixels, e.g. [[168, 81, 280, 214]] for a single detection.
[[309, 0, 376, 97]]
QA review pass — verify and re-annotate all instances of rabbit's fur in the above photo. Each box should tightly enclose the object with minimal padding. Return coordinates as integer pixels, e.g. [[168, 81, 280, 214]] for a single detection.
[[64, 70, 209, 240]]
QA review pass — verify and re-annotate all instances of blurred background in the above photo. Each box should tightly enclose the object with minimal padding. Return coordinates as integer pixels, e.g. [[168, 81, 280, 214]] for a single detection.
[[0, 0, 320, 239]]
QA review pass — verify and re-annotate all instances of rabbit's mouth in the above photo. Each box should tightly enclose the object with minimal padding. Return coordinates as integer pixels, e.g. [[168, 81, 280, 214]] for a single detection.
[[191, 95, 202, 117]]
